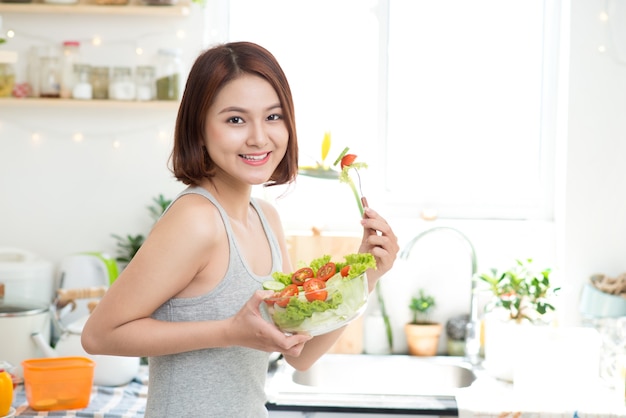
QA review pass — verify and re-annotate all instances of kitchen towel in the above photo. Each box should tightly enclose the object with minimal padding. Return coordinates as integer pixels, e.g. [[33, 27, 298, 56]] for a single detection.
[[12, 369, 148, 418]]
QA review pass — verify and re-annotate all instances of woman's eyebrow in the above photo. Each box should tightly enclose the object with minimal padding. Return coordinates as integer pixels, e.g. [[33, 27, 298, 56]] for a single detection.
[[218, 103, 282, 114]]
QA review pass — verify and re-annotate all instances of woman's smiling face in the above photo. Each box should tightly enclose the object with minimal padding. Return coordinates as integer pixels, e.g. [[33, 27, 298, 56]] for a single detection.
[[204, 73, 289, 187]]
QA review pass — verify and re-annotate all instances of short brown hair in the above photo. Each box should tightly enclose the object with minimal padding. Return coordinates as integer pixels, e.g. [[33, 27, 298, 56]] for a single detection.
[[169, 42, 299, 186]]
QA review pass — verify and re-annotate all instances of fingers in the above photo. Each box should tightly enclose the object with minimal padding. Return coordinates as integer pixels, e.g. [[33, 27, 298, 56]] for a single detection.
[[276, 334, 311, 357], [361, 207, 393, 236], [360, 208, 397, 249], [359, 207, 399, 276], [250, 290, 313, 354], [262, 322, 312, 357], [253, 289, 276, 304]]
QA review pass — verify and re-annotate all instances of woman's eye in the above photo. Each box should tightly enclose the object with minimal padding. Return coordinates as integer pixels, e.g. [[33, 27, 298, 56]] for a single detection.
[[227, 116, 244, 124], [267, 114, 282, 121]]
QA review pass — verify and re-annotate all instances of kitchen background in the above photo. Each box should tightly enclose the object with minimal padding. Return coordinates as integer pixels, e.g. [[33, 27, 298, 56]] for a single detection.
[[1, 0, 625, 355]]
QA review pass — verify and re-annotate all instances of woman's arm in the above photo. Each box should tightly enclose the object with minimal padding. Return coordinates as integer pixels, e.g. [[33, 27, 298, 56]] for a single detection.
[[82, 194, 311, 358], [260, 201, 399, 371]]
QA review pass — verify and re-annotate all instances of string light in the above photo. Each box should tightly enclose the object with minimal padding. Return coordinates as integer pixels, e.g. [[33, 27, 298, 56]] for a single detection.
[[1, 117, 172, 150], [31, 133, 41, 144], [599, 11, 609, 22], [157, 129, 169, 141], [3, 25, 184, 50], [72, 132, 84, 143], [599, 0, 626, 65], [1, 24, 184, 66]]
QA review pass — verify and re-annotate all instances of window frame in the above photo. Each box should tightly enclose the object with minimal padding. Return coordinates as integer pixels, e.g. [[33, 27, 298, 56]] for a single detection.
[[372, 0, 561, 222], [230, 0, 562, 227]]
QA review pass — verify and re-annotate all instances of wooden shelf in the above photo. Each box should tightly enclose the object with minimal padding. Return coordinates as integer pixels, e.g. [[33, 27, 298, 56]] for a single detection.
[[0, 0, 191, 16], [0, 97, 180, 110]]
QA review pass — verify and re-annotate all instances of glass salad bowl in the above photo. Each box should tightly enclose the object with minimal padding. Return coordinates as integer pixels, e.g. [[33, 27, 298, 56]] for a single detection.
[[261, 271, 370, 337]]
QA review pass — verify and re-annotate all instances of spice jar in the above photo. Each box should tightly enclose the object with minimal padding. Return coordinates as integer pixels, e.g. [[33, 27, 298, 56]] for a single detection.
[[0, 50, 17, 98], [109, 66, 136, 100], [39, 47, 61, 98], [72, 64, 92, 100], [135, 65, 155, 101], [60, 40, 81, 99], [91, 66, 109, 100], [156, 48, 182, 101]]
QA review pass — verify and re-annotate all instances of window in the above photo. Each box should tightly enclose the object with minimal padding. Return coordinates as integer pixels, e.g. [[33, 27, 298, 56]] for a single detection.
[[229, 0, 559, 230]]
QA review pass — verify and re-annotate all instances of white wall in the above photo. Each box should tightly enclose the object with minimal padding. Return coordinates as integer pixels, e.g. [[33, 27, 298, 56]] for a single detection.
[[0, 1, 219, 263], [0, 0, 624, 346], [557, 0, 626, 325]]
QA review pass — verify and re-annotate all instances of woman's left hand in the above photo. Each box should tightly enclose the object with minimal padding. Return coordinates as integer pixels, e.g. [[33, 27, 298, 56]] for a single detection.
[[359, 206, 399, 283]]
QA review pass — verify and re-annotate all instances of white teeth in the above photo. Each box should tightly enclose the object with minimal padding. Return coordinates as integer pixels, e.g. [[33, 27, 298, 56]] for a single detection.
[[241, 153, 268, 161]]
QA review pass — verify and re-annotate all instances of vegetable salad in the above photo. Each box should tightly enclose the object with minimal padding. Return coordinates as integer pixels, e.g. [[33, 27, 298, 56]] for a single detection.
[[262, 253, 376, 336]]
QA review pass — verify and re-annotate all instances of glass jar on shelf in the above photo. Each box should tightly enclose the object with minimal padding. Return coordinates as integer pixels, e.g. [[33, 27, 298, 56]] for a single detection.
[[39, 46, 61, 98], [60, 40, 81, 99], [91, 66, 109, 100], [0, 51, 17, 98], [156, 48, 182, 101], [72, 64, 92, 100], [109, 66, 136, 101], [135, 65, 156, 101]]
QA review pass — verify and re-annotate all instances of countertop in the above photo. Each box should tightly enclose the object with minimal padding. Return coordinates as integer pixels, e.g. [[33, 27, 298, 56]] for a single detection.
[[9, 359, 626, 417], [265, 354, 626, 418], [454, 370, 626, 418]]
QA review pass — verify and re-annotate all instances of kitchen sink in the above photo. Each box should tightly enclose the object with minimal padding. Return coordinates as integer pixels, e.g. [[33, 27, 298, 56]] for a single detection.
[[292, 354, 475, 396], [265, 353, 477, 412]]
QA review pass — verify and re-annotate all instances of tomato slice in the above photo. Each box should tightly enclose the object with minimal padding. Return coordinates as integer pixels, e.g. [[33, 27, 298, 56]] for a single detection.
[[340, 154, 358, 169], [274, 284, 299, 308], [316, 262, 336, 281], [291, 267, 314, 285], [340, 265, 351, 277], [303, 278, 328, 302]]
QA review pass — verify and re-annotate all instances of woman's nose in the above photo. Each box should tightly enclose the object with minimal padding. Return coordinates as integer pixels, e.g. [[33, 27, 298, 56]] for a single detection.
[[247, 122, 269, 147]]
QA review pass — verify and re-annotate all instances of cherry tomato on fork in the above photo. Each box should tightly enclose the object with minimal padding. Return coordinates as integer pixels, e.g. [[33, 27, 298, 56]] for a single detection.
[[316, 262, 336, 282], [340, 154, 358, 169], [291, 267, 314, 285], [303, 279, 328, 302]]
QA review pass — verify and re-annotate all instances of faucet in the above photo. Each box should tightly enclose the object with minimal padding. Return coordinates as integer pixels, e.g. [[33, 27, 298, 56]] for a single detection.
[[399, 226, 481, 364]]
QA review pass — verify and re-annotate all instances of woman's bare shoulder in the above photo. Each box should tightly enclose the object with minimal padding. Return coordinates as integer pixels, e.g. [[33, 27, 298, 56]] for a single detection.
[[149, 193, 226, 254]]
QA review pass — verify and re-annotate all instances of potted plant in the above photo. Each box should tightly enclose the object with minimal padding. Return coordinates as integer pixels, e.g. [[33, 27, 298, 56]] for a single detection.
[[478, 258, 559, 324], [477, 258, 559, 381], [111, 233, 145, 265], [404, 289, 442, 356]]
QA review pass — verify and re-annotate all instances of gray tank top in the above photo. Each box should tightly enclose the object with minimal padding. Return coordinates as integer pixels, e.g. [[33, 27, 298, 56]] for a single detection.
[[145, 186, 282, 418]]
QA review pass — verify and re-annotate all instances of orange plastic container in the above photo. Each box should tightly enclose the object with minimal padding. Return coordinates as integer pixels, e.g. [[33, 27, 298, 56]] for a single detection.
[[21, 357, 95, 411]]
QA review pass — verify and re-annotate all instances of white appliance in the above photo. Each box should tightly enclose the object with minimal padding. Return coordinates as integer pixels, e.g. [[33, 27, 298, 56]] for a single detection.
[[56, 252, 119, 326], [0, 248, 54, 306]]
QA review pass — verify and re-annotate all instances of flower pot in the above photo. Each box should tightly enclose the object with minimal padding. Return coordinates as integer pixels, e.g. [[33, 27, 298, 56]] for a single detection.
[[483, 315, 521, 381], [404, 322, 442, 356], [483, 313, 551, 382]]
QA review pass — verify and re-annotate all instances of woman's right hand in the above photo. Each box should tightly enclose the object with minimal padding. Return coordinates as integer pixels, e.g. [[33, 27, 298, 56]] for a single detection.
[[225, 290, 312, 357]]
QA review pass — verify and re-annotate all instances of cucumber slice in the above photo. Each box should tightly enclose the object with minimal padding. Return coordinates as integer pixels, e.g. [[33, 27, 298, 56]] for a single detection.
[[262, 280, 286, 291], [333, 146, 350, 166]]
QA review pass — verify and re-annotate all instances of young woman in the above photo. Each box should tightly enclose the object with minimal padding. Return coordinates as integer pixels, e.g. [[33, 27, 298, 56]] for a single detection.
[[82, 41, 399, 417]]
